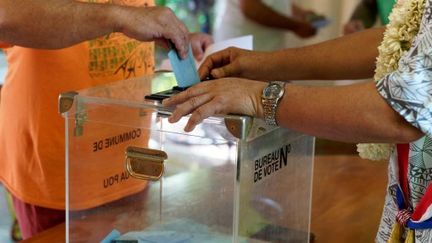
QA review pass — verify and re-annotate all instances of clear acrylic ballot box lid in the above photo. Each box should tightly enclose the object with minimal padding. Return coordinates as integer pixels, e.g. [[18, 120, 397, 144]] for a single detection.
[[60, 72, 315, 243]]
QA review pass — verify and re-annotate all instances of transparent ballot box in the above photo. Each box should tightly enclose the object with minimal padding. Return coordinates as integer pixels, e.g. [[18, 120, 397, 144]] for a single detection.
[[60, 72, 315, 243]]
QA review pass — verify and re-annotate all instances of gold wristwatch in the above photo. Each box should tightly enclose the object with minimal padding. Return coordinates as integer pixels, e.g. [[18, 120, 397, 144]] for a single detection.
[[261, 81, 286, 126]]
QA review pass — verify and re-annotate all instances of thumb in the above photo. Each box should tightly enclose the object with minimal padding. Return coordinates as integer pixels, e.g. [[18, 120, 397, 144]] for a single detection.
[[211, 64, 237, 78], [191, 41, 204, 61]]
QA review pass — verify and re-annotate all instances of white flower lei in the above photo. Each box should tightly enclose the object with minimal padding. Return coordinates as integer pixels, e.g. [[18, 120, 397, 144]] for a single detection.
[[357, 0, 425, 161]]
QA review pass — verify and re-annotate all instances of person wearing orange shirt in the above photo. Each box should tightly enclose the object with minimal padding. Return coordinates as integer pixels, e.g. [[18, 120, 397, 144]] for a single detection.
[[0, 0, 212, 239]]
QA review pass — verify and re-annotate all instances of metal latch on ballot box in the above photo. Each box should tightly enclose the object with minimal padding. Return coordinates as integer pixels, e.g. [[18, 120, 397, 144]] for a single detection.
[[125, 146, 167, 181]]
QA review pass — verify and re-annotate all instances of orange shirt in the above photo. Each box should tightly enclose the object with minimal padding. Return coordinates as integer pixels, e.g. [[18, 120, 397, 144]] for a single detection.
[[0, 0, 155, 209]]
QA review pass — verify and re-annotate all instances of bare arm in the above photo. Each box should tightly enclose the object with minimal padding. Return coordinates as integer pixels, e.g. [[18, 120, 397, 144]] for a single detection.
[[0, 0, 190, 57], [275, 81, 422, 143], [240, 0, 302, 30], [199, 27, 384, 81], [163, 79, 423, 143], [271, 27, 384, 80], [238, 0, 315, 37]]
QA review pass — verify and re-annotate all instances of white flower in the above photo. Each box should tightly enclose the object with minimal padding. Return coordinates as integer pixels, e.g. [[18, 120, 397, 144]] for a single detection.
[[357, 143, 394, 161]]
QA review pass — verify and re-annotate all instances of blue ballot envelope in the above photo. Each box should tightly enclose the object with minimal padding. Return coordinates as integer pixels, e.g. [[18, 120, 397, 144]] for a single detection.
[[145, 44, 200, 101], [306, 13, 330, 29], [168, 44, 200, 88]]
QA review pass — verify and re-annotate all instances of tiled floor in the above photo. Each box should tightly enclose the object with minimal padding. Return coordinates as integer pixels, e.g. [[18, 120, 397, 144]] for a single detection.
[[0, 184, 13, 243]]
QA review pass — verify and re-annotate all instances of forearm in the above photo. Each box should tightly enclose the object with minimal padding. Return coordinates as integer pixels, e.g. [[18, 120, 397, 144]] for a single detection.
[[0, 0, 123, 49], [264, 27, 384, 81], [239, 0, 302, 31], [275, 81, 423, 143]]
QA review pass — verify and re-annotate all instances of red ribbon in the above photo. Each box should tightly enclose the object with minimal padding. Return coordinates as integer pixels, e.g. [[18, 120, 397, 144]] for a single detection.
[[397, 143, 432, 222]]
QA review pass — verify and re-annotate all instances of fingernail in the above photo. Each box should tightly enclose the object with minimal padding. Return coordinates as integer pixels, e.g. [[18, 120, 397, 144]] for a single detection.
[[184, 126, 191, 132], [168, 115, 175, 123], [184, 123, 191, 132]]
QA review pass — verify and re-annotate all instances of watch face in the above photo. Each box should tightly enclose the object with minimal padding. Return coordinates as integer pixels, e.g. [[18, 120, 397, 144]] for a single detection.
[[263, 83, 283, 99]]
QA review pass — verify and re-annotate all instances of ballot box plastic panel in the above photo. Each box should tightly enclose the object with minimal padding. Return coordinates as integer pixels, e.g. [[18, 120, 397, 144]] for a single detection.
[[62, 72, 314, 243], [236, 125, 315, 242]]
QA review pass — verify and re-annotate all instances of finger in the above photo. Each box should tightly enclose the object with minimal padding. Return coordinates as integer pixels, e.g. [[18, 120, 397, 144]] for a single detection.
[[177, 22, 190, 57], [343, 26, 352, 35], [191, 38, 204, 61], [198, 58, 214, 80], [198, 49, 232, 79], [202, 35, 214, 50], [163, 83, 208, 108], [171, 33, 189, 59], [175, 18, 190, 38], [211, 64, 237, 79], [184, 100, 222, 132], [165, 20, 190, 59], [169, 93, 212, 123], [163, 93, 188, 108], [311, 26, 317, 36], [196, 36, 214, 62]]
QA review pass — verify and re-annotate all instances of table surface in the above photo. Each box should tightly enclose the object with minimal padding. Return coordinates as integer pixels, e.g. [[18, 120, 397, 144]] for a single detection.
[[23, 154, 387, 243]]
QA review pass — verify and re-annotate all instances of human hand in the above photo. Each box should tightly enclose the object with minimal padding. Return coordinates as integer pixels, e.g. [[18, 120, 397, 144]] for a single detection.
[[189, 33, 213, 61], [162, 78, 266, 132], [198, 47, 271, 80], [292, 21, 317, 38], [343, 20, 365, 35], [291, 4, 314, 22], [118, 6, 190, 58]]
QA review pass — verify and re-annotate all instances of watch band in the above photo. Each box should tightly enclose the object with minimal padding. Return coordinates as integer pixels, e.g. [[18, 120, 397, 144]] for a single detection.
[[263, 99, 278, 126], [262, 81, 286, 126]]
